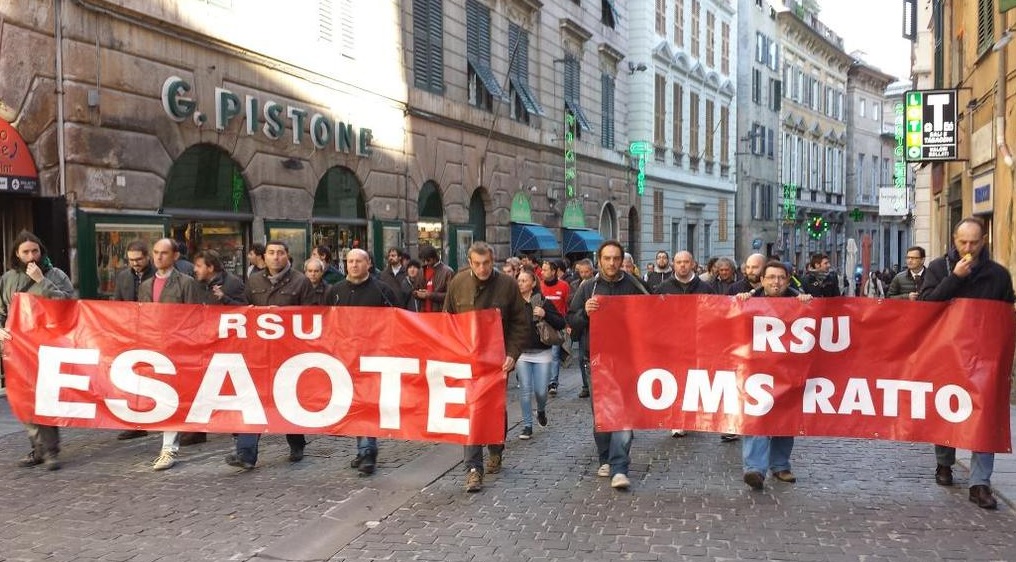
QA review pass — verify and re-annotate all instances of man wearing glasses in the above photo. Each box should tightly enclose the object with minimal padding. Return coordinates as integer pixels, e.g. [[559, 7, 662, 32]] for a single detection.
[[887, 246, 926, 301], [112, 240, 156, 440], [735, 261, 813, 491]]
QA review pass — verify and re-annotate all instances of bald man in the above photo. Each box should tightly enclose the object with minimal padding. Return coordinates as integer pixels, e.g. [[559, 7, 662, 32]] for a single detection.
[[728, 253, 767, 295]]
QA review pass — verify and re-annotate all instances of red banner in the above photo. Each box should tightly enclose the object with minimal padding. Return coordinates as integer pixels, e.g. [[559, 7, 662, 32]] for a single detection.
[[3, 294, 507, 445], [591, 295, 1014, 453]]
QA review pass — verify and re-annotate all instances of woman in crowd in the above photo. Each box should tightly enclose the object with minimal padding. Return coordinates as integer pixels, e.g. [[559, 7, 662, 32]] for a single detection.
[[514, 267, 566, 440]]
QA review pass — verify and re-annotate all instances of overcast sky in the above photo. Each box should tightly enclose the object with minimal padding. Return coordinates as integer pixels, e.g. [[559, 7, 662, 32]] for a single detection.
[[818, 0, 912, 81]]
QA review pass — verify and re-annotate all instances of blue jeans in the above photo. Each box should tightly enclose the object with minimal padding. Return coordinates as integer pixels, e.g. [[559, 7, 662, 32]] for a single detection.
[[594, 430, 633, 476], [235, 433, 306, 465], [549, 345, 562, 386], [357, 437, 377, 456], [742, 436, 794, 474], [517, 359, 550, 428], [936, 445, 994, 487]]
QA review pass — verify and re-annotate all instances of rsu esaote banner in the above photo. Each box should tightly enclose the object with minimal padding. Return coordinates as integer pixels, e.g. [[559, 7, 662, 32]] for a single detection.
[[590, 295, 1014, 453], [2, 294, 508, 445]]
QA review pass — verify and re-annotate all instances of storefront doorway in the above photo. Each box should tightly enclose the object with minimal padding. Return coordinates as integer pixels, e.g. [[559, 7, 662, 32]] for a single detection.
[[312, 166, 367, 269], [417, 180, 443, 260]]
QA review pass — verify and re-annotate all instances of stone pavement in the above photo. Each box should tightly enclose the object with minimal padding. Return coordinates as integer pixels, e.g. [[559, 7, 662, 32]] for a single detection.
[[0, 367, 1014, 561]]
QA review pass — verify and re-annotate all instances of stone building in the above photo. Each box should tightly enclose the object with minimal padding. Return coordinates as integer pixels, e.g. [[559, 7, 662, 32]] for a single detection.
[[0, 0, 633, 297], [774, 0, 850, 270], [628, 0, 737, 268], [734, 0, 781, 262]]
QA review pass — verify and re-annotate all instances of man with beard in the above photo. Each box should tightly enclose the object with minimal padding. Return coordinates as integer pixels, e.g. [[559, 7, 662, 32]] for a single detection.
[[568, 241, 648, 490], [0, 231, 73, 470], [643, 250, 674, 293], [735, 261, 813, 490], [226, 240, 316, 470], [193, 249, 246, 305], [569, 258, 596, 398], [379, 247, 408, 305], [540, 259, 570, 396], [728, 253, 767, 295], [111, 239, 157, 440]]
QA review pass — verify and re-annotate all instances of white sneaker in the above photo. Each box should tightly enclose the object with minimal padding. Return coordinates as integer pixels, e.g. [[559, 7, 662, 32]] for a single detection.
[[611, 473, 631, 489], [671, 429, 687, 437], [597, 463, 610, 477], [153, 449, 177, 471]]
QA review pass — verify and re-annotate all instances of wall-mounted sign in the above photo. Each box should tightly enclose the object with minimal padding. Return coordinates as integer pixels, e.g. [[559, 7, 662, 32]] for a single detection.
[[904, 89, 958, 161], [162, 77, 372, 156], [892, 102, 907, 189], [628, 141, 652, 196], [972, 170, 993, 215], [878, 187, 908, 217], [781, 183, 797, 222], [564, 112, 577, 198], [0, 119, 40, 195]]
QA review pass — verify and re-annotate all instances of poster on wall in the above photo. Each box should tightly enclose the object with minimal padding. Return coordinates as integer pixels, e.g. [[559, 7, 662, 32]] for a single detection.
[[0, 120, 40, 195]]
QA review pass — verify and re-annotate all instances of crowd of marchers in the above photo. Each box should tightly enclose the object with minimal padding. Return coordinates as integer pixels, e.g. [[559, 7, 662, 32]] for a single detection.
[[0, 216, 1011, 510]]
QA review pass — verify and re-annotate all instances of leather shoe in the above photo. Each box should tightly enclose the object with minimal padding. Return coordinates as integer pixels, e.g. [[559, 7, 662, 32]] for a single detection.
[[743, 471, 764, 490], [772, 470, 796, 483], [288, 447, 305, 462], [117, 430, 148, 440], [224, 453, 255, 470], [935, 464, 953, 486], [969, 485, 998, 509]]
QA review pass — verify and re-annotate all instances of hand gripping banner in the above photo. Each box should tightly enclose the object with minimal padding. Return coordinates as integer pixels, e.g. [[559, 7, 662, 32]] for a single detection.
[[590, 295, 1014, 453], [2, 294, 507, 445]]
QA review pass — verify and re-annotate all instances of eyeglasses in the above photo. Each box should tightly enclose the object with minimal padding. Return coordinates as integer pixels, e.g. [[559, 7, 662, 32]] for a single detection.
[[763, 275, 788, 281]]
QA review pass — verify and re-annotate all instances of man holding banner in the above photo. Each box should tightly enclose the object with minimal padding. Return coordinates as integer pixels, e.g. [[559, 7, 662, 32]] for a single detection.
[[735, 261, 813, 490], [919, 217, 1015, 510], [568, 240, 648, 491], [444, 241, 528, 493]]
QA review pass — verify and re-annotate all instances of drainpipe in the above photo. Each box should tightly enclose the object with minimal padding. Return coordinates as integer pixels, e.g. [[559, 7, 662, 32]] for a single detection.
[[55, 0, 67, 197], [996, 15, 1013, 168]]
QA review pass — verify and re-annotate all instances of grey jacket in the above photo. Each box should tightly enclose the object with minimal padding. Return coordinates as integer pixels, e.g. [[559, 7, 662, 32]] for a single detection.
[[138, 269, 202, 304], [0, 266, 74, 326]]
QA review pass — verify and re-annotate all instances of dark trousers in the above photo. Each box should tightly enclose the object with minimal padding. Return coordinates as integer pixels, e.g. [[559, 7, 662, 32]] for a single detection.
[[463, 408, 507, 474], [26, 423, 60, 459], [235, 433, 305, 464]]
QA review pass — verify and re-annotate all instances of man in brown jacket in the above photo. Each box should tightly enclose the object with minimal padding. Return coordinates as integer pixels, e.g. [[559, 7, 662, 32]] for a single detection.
[[138, 238, 202, 471], [444, 241, 529, 493]]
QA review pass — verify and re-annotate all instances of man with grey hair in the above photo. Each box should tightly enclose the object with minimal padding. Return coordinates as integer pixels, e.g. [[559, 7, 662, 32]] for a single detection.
[[709, 257, 739, 295], [304, 257, 329, 305], [444, 241, 529, 493]]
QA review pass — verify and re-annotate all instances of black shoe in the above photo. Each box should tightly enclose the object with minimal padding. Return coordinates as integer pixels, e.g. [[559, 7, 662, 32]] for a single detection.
[[44, 458, 61, 471], [969, 485, 998, 509], [743, 471, 765, 490], [548, 383, 558, 396], [288, 447, 305, 462], [519, 427, 533, 440], [117, 430, 148, 440], [935, 464, 953, 486], [16, 451, 43, 468], [179, 432, 207, 446], [537, 411, 548, 427], [720, 434, 740, 442], [224, 453, 255, 470], [578, 388, 590, 398], [350, 454, 364, 468], [358, 452, 377, 475]]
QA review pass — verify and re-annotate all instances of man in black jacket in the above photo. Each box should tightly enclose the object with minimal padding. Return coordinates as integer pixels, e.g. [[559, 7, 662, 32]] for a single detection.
[[226, 241, 316, 470], [919, 217, 1015, 510], [567, 240, 647, 491], [643, 250, 673, 293], [112, 240, 156, 440], [800, 253, 841, 297], [325, 249, 398, 476], [193, 249, 246, 305]]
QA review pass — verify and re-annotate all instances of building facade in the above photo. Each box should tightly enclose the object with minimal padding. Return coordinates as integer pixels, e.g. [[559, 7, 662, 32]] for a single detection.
[[629, 0, 738, 267], [734, 0, 781, 262], [0, 0, 634, 298], [775, 1, 850, 270]]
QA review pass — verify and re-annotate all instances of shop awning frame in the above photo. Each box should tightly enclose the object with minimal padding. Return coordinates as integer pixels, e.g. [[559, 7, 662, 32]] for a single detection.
[[562, 228, 604, 255], [510, 222, 559, 253]]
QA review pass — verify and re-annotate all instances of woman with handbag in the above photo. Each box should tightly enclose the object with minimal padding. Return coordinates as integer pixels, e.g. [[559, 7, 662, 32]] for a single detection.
[[514, 267, 567, 440]]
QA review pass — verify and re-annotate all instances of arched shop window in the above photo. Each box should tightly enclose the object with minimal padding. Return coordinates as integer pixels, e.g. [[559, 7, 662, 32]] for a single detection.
[[599, 203, 618, 242], [162, 144, 252, 278], [627, 206, 639, 260], [313, 166, 367, 265], [418, 180, 443, 259]]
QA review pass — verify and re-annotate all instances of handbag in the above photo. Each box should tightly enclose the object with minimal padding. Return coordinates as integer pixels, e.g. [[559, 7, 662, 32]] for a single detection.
[[533, 295, 565, 346]]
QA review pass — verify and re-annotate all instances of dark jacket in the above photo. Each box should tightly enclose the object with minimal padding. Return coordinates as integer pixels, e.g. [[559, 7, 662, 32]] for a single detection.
[[800, 271, 841, 297], [749, 285, 803, 298], [112, 264, 154, 302], [379, 265, 408, 305], [728, 278, 760, 295], [417, 261, 455, 311], [523, 292, 567, 352], [244, 264, 317, 306], [444, 269, 529, 361], [644, 268, 673, 293], [138, 269, 202, 304], [919, 247, 1015, 303], [323, 263, 344, 285], [308, 281, 330, 306], [325, 275, 398, 307], [400, 276, 420, 311], [887, 268, 925, 299], [197, 270, 247, 305], [656, 275, 715, 295], [567, 271, 648, 351], [709, 276, 738, 295]]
